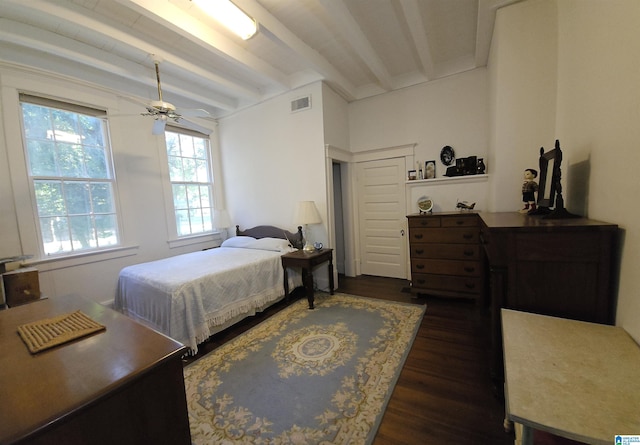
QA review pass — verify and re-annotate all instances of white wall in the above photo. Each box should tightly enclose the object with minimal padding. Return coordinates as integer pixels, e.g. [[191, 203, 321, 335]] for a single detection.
[[0, 64, 219, 304], [218, 82, 328, 242], [491, 0, 640, 341], [218, 82, 336, 290], [322, 83, 350, 151], [350, 69, 489, 160], [488, 0, 558, 212], [405, 176, 489, 215], [348, 68, 491, 213], [553, 0, 640, 340]]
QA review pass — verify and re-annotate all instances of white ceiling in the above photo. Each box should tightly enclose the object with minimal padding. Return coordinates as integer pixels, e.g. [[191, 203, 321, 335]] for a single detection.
[[0, 0, 522, 119]]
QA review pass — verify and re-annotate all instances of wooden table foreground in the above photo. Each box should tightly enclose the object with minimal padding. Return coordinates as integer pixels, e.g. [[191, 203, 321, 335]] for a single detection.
[[0, 296, 191, 445]]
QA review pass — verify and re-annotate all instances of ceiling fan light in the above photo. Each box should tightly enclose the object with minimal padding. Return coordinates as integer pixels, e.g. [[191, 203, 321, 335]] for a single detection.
[[152, 118, 167, 135], [150, 100, 176, 112], [192, 0, 257, 40]]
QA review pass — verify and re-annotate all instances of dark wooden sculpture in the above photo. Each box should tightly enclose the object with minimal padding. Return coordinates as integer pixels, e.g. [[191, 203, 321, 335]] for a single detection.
[[533, 139, 580, 218]]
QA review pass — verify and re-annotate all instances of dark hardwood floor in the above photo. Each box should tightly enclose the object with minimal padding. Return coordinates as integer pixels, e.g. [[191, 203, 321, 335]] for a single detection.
[[184, 274, 515, 445]]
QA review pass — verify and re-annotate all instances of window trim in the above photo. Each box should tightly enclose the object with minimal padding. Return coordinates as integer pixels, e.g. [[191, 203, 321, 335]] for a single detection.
[[19, 93, 106, 117], [19, 94, 123, 258], [160, 125, 221, 243], [1, 69, 131, 264]]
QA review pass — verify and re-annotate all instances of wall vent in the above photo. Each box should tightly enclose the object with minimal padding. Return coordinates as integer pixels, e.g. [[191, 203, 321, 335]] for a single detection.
[[291, 95, 311, 113]]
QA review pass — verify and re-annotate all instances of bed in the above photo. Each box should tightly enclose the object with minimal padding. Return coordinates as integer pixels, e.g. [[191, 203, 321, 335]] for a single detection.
[[114, 225, 303, 353]]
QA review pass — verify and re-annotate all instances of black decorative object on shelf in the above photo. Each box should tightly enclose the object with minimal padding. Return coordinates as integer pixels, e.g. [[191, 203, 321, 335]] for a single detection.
[[477, 158, 486, 174], [444, 156, 479, 177], [440, 146, 455, 166]]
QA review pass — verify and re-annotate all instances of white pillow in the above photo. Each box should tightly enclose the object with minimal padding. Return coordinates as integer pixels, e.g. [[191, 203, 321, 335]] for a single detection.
[[247, 237, 295, 252], [220, 236, 257, 248]]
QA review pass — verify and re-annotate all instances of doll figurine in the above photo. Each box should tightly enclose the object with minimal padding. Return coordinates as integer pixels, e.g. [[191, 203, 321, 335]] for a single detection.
[[520, 168, 538, 213]]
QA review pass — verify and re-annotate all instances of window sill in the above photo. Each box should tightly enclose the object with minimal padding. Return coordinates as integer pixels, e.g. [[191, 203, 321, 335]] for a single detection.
[[167, 232, 223, 249], [23, 245, 139, 272]]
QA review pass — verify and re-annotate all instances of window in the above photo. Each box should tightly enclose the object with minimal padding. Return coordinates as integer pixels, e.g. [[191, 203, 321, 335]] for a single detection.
[[20, 95, 120, 256], [164, 129, 214, 237]]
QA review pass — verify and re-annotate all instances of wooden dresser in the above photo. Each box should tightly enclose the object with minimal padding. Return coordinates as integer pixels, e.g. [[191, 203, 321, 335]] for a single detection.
[[407, 212, 483, 302], [479, 212, 618, 380], [0, 296, 191, 445]]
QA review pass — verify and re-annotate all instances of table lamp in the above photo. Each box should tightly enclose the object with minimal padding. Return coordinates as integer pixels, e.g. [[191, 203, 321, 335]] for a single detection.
[[294, 201, 321, 252]]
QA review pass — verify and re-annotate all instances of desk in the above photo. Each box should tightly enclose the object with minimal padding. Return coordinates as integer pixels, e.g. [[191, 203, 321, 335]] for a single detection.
[[0, 296, 191, 445], [480, 212, 618, 379], [502, 309, 640, 445], [281, 248, 334, 309]]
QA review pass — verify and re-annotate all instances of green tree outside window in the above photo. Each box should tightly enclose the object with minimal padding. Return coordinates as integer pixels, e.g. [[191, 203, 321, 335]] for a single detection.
[[20, 98, 120, 255]]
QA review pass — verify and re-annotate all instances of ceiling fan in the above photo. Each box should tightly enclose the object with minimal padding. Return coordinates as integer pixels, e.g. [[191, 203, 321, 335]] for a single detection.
[[138, 57, 212, 135]]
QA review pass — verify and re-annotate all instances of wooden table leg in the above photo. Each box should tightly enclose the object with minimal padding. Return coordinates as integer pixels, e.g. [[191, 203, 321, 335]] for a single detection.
[[283, 267, 290, 301], [302, 268, 314, 309], [328, 257, 334, 295]]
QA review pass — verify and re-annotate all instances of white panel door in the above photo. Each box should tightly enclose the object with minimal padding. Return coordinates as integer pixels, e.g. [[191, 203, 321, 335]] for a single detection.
[[357, 157, 407, 278]]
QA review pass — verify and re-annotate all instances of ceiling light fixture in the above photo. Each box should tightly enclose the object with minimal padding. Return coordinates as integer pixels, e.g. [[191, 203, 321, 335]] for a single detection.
[[192, 0, 257, 40]]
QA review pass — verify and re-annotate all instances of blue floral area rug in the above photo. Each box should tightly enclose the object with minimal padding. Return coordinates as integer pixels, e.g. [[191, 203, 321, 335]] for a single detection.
[[184, 293, 425, 445]]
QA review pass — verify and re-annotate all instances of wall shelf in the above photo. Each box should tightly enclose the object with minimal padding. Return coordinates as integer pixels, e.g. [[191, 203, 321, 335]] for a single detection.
[[406, 174, 489, 186]]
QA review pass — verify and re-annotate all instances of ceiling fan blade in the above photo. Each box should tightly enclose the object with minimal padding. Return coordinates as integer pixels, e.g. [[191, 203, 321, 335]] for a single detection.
[[152, 118, 167, 135], [176, 108, 211, 118], [175, 117, 213, 135]]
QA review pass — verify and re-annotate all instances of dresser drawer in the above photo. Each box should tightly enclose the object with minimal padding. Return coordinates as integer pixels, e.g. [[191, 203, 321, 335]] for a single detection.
[[411, 258, 481, 277], [409, 227, 479, 244], [441, 215, 478, 228], [410, 243, 480, 260], [411, 273, 482, 294], [408, 216, 441, 228]]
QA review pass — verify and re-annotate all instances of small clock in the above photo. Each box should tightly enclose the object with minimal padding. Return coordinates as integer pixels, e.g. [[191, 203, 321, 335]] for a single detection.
[[440, 145, 455, 166], [417, 196, 433, 214]]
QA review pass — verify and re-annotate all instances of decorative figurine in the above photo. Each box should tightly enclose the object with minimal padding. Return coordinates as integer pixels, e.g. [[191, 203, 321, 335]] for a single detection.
[[456, 200, 476, 211], [520, 168, 538, 213]]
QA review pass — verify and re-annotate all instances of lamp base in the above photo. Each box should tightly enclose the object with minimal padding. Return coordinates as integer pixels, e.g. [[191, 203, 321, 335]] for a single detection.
[[303, 242, 315, 253]]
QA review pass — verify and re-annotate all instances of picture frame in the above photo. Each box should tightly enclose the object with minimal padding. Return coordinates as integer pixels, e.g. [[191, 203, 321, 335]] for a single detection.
[[408, 170, 417, 180], [425, 160, 436, 179]]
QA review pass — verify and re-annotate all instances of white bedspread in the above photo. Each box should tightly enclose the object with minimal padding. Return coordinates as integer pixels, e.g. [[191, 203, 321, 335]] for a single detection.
[[115, 246, 300, 353]]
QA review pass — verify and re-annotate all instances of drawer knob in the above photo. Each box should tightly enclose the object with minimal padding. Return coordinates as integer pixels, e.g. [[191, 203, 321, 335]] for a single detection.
[[465, 283, 476, 289], [417, 279, 426, 285], [463, 233, 473, 240], [464, 266, 475, 273], [464, 250, 474, 256], [456, 220, 464, 225], [416, 264, 425, 270], [415, 234, 423, 240], [416, 249, 424, 255]]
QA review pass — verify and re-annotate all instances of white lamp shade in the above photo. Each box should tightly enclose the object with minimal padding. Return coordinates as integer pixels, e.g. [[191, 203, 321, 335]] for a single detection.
[[214, 209, 232, 229], [294, 201, 322, 225]]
